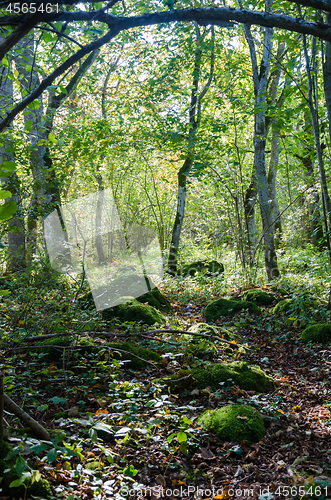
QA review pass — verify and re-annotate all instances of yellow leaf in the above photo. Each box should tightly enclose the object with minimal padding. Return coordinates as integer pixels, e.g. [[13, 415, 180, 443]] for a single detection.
[[95, 409, 109, 415]]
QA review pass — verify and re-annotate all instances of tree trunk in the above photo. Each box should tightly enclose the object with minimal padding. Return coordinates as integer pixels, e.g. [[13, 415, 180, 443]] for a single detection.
[[267, 127, 282, 247], [295, 153, 323, 246], [302, 32, 331, 238], [95, 173, 106, 264], [0, 32, 25, 272], [243, 167, 257, 266], [16, 34, 46, 266], [168, 156, 193, 275], [167, 25, 214, 276], [242, 5, 280, 279]]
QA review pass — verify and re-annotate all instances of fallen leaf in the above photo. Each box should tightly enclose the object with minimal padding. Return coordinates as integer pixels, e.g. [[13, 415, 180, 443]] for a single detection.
[[199, 447, 215, 460]]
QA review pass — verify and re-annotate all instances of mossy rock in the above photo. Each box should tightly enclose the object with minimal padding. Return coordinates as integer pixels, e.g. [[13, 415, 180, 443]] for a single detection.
[[161, 361, 275, 392], [241, 289, 274, 306], [188, 323, 230, 342], [78, 281, 171, 313], [108, 341, 162, 369], [135, 287, 171, 312], [181, 260, 224, 277], [301, 323, 331, 343], [188, 323, 219, 336], [37, 335, 72, 361], [102, 296, 165, 325], [272, 298, 293, 315], [197, 404, 265, 445], [204, 298, 261, 321]]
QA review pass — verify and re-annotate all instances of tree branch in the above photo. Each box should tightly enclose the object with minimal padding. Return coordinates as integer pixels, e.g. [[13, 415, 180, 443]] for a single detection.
[[0, 29, 118, 132], [0, 11, 44, 60]]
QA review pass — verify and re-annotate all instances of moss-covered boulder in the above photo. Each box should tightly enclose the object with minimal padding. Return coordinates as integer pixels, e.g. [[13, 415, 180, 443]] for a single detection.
[[102, 296, 165, 325], [193, 361, 275, 392], [197, 404, 265, 444], [301, 323, 331, 343], [204, 298, 261, 321], [161, 361, 275, 392], [272, 298, 293, 315], [78, 279, 171, 313], [37, 335, 72, 361], [188, 323, 219, 336], [135, 287, 171, 312], [108, 341, 162, 369], [181, 260, 224, 277], [241, 289, 274, 306]]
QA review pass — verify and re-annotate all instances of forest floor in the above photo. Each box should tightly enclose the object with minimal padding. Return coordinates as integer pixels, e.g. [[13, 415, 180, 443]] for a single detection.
[[2, 275, 331, 500]]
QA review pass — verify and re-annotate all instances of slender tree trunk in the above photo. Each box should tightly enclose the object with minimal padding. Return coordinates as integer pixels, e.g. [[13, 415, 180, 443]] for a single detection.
[[243, 167, 257, 266], [242, 5, 280, 279], [295, 153, 323, 246], [16, 34, 46, 266], [168, 156, 194, 275], [95, 172, 106, 264], [267, 127, 282, 247], [168, 25, 214, 275], [0, 29, 25, 272], [302, 32, 331, 237]]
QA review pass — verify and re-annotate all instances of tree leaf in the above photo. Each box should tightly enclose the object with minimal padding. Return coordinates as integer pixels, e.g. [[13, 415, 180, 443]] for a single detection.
[[177, 431, 187, 443], [0, 200, 17, 220], [16, 456, 26, 475], [2, 161, 15, 171], [0, 190, 12, 199], [47, 448, 57, 463]]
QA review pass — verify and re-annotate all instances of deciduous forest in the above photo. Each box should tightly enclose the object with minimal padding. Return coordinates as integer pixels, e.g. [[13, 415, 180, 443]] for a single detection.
[[1, 0, 331, 499]]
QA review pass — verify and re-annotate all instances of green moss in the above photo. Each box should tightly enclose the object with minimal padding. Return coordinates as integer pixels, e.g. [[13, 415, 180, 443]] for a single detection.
[[136, 287, 171, 312], [37, 335, 72, 361], [192, 361, 275, 392], [102, 297, 165, 325], [28, 477, 52, 498], [204, 298, 261, 321], [0, 439, 11, 459], [301, 323, 331, 343], [197, 404, 265, 444], [53, 411, 68, 420], [108, 341, 162, 369], [272, 298, 293, 315], [181, 260, 224, 277], [188, 323, 219, 336], [161, 361, 275, 392], [241, 289, 274, 306]]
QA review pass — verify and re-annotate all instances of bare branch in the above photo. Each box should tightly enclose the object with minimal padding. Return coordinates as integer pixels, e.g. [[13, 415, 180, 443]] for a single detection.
[[0, 29, 118, 131]]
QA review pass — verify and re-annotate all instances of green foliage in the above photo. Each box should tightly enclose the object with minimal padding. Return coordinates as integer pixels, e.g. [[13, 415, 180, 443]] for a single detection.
[[102, 296, 166, 325], [0, 440, 51, 499], [204, 297, 261, 321], [300, 323, 331, 343], [197, 404, 265, 444], [241, 289, 274, 306]]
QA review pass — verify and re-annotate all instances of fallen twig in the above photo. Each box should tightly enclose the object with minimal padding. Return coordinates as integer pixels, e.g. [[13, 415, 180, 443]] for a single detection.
[[4, 394, 51, 441]]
